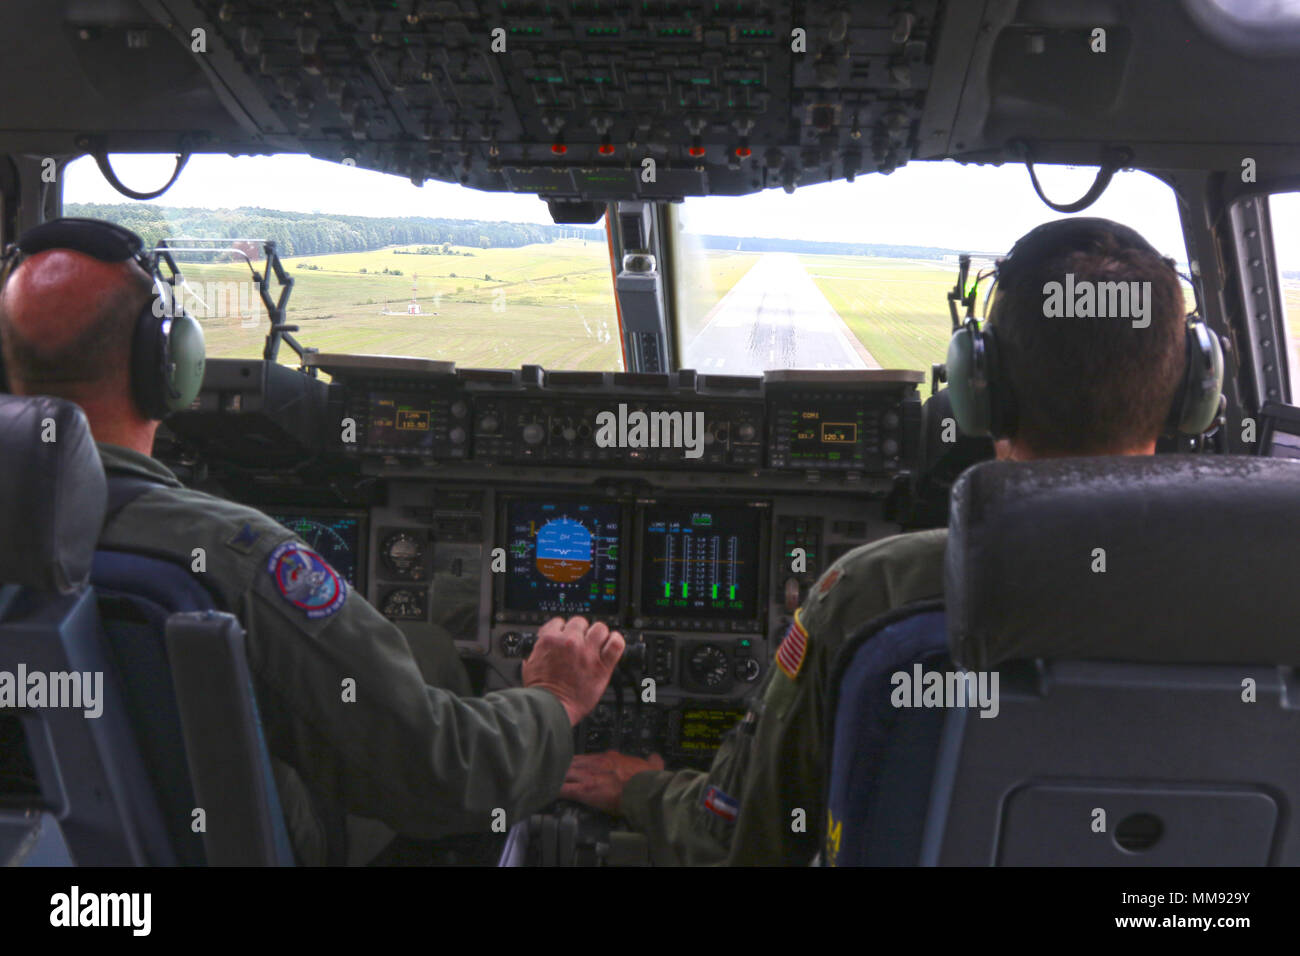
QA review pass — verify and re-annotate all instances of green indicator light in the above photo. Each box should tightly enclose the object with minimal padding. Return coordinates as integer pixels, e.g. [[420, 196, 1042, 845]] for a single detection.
[[664, 581, 672, 598], [682, 582, 689, 598], [711, 583, 718, 599], [729, 585, 736, 599]]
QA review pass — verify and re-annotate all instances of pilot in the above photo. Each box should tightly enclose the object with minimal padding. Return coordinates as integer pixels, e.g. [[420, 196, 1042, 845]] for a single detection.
[[562, 217, 1196, 865], [0, 219, 626, 866]]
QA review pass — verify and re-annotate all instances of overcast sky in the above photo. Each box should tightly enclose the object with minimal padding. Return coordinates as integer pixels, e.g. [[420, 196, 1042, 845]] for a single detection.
[[62, 153, 1300, 270]]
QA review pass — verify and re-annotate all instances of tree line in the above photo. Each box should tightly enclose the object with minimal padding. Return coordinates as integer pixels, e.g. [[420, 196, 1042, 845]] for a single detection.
[[62, 203, 604, 257], [63, 201, 972, 261]]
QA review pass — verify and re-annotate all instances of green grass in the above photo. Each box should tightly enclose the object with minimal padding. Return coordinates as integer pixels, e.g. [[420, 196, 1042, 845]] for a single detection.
[[675, 249, 764, 343], [153, 237, 1300, 391], [799, 255, 954, 385], [186, 239, 622, 370]]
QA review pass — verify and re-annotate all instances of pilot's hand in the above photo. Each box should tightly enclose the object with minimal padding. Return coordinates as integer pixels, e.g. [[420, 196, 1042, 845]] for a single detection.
[[523, 616, 625, 727], [561, 750, 666, 816]]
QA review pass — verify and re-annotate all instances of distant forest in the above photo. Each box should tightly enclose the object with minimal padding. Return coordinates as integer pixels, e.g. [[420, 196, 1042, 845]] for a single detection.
[[63, 203, 604, 257], [65, 202, 964, 260]]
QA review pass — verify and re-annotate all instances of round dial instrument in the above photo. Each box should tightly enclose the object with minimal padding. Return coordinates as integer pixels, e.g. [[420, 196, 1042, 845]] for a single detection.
[[381, 531, 426, 580], [381, 588, 426, 621], [687, 644, 730, 689]]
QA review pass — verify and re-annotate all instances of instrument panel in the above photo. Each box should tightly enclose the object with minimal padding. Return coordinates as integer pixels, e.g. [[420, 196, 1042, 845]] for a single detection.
[[165, 359, 925, 769], [354, 477, 898, 767], [325, 359, 922, 476]]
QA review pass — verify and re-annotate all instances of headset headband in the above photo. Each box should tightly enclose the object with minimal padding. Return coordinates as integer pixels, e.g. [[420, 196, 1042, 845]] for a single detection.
[[2, 218, 155, 280], [997, 217, 1177, 288]]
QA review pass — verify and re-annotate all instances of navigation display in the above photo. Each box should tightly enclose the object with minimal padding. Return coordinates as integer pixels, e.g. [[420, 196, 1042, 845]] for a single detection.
[[639, 504, 760, 622], [268, 512, 362, 585], [502, 500, 621, 616]]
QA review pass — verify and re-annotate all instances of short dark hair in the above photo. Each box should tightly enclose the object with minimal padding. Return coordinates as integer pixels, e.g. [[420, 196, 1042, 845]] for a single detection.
[[989, 218, 1187, 454], [0, 265, 150, 391]]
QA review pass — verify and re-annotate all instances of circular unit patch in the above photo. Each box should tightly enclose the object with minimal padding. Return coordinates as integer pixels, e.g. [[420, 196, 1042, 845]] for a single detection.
[[266, 541, 348, 619]]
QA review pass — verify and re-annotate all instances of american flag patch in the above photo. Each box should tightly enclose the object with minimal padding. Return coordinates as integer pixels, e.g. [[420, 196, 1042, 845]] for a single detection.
[[776, 612, 809, 680], [703, 786, 740, 823]]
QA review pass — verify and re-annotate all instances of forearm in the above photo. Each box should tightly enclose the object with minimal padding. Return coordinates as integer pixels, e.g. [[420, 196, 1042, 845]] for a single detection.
[[620, 768, 731, 866]]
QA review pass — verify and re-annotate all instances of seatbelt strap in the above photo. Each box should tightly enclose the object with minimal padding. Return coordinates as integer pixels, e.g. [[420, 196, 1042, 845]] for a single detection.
[[103, 473, 164, 526]]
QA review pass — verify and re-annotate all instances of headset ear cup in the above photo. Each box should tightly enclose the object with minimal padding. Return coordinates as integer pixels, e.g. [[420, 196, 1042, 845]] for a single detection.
[[982, 328, 1016, 438], [164, 312, 205, 412], [946, 324, 992, 437], [130, 302, 168, 420], [1172, 320, 1225, 435], [130, 297, 207, 420]]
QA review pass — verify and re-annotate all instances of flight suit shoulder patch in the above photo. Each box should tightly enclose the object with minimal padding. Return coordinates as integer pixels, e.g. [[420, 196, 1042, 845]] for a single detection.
[[817, 568, 842, 595], [775, 610, 810, 680], [227, 522, 265, 554], [266, 541, 348, 619], [701, 785, 740, 824]]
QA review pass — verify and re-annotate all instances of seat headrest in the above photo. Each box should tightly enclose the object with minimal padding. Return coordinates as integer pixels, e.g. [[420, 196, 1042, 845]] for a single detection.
[[946, 455, 1300, 668], [0, 395, 107, 593]]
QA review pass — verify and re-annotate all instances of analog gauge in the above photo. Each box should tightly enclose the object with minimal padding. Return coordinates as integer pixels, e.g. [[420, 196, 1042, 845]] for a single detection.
[[381, 588, 427, 621], [686, 644, 730, 689], [381, 531, 426, 580]]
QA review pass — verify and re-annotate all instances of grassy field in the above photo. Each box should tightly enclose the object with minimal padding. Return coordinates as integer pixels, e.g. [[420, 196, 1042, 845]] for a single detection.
[[184, 241, 1300, 385], [187, 239, 623, 369], [799, 255, 953, 383], [676, 249, 763, 343]]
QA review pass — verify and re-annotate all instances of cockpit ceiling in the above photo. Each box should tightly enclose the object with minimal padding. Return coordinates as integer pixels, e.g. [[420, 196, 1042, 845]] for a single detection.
[[2, 0, 1299, 199]]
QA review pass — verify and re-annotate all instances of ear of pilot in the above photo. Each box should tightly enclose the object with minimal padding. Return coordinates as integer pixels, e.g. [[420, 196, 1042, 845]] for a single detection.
[[0, 215, 1265, 868]]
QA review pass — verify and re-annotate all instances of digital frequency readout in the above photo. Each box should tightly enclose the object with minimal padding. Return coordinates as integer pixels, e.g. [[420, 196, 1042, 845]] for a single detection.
[[640, 505, 759, 620], [787, 405, 868, 465], [503, 501, 621, 615], [366, 392, 435, 452]]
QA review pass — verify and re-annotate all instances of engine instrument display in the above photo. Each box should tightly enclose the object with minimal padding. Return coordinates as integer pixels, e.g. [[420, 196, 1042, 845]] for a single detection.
[[268, 512, 362, 585], [639, 504, 761, 624], [501, 500, 621, 618]]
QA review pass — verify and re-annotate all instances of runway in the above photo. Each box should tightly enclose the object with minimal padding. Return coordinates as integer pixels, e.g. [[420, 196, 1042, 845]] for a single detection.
[[684, 252, 880, 375]]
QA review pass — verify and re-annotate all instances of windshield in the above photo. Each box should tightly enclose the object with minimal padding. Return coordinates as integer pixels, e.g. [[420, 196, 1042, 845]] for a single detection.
[[674, 162, 1188, 384], [63, 156, 1186, 382], [62, 154, 624, 370]]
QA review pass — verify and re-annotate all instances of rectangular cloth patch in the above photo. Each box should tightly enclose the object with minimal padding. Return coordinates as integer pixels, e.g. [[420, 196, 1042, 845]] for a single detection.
[[702, 786, 740, 823], [776, 612, 809, 680]]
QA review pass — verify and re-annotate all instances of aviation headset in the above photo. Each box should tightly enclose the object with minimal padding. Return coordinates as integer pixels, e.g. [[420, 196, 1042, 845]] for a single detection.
[[945, 217, 1224, 439], [0, 217, 205, 420]]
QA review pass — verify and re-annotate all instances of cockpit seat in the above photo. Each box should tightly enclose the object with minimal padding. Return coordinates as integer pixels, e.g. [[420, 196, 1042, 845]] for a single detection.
[[0, 394, 291, 865], [826, 455, 1300, 866]]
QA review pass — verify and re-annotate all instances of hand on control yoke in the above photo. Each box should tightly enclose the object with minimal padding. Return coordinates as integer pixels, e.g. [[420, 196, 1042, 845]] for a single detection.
[[523, 615, 625, 726]]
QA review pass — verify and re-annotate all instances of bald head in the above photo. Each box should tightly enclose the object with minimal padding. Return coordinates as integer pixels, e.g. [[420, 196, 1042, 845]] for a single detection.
[[0, 248, 153, 399]]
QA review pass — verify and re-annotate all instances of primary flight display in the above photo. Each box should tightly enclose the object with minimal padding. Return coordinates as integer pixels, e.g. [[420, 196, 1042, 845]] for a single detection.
[[502, 500, 621, 617]]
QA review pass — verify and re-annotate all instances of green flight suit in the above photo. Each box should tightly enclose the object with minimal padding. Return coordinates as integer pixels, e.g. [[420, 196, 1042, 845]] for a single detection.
[[620, 528, 948, 866], [95, 443, 573, 866]]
